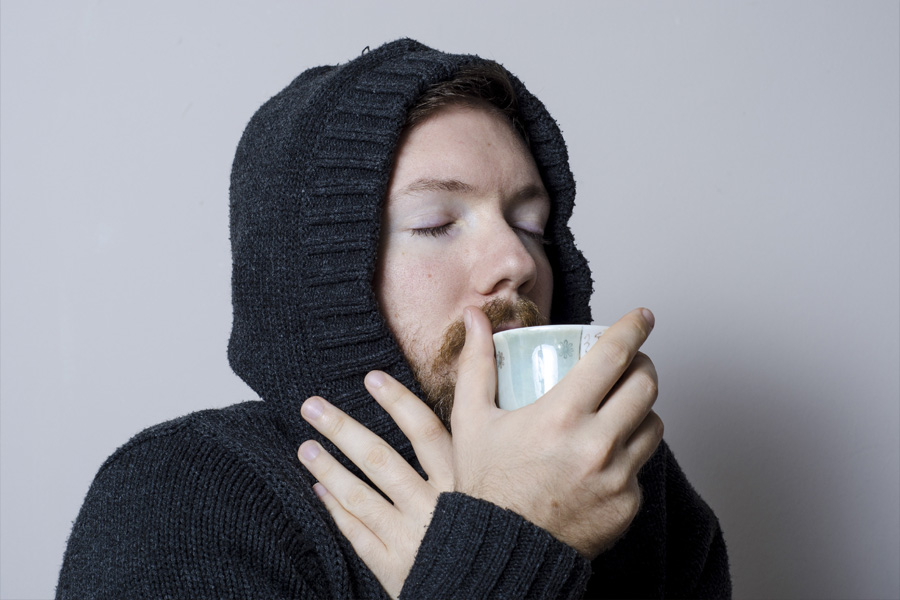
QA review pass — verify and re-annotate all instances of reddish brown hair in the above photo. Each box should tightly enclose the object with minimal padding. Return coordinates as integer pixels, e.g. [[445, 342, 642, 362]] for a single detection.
[[404, 62, 528, 144]]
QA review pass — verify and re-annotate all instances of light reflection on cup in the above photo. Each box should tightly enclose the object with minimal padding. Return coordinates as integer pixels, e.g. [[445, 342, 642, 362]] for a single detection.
[[532, 343, 559, 399]]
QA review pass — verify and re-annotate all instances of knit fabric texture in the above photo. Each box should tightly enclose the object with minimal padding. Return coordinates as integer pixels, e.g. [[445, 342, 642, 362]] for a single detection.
[[226, 38, 593, 460], [57, 38, 731, 599]]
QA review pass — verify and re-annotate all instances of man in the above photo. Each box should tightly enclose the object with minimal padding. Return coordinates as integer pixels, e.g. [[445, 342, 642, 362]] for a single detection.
[[57, 39, 730, 598]]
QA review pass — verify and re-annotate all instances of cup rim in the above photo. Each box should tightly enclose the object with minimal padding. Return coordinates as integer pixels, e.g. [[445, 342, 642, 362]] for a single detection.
[[492, 324, 599, 341]]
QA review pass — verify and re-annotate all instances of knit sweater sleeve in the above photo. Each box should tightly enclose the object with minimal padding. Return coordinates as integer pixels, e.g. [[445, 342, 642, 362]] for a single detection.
[[583, 440, 732, 598], [661, 442, 732, 598], [400, 492, 592, 599], [56, 422, 327, 600]]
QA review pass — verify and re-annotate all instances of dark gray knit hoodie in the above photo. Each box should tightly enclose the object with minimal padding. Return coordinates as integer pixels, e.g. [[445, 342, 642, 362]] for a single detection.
[[57, 39, 730, 599]]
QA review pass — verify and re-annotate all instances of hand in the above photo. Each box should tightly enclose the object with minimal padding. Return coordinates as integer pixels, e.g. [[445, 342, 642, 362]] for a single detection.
[[299, 306, 663, 594], [450, 306, 664, 558], [297, 371, 454, 599]]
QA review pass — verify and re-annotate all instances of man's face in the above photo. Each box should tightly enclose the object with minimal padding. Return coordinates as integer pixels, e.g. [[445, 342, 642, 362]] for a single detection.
[[374, 104, 553, 419]]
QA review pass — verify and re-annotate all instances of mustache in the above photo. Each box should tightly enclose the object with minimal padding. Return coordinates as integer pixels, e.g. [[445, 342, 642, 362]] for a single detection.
[[413, 297, 548, 430], [432, 297, 548, 376]]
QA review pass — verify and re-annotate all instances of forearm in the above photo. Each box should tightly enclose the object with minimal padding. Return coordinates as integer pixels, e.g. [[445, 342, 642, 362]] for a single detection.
[[401, 492, 591, 600]]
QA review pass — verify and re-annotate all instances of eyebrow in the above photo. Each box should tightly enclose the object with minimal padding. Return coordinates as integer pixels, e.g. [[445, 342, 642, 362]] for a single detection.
[[394, 177, 549, 203], [395, 178, 476, 197]]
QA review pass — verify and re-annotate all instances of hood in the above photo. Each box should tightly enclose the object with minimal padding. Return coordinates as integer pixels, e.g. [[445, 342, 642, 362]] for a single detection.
[[228, 38, 593, 459]]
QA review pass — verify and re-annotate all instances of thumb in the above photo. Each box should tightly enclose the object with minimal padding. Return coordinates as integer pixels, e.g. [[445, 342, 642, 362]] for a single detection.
[[451, 306, 498, 429]]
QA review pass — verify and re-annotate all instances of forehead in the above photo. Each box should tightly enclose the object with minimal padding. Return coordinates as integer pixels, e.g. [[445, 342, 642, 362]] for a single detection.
[[387, 104, 546, 203]]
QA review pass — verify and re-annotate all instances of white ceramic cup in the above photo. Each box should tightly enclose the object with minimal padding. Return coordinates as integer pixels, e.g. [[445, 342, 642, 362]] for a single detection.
[[492, 324, 609, 410]]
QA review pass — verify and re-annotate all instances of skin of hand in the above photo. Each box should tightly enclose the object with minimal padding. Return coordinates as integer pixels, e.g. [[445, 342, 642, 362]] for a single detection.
[[450, 306, 663, 558], [297, 306, 663, 596], [297, 371, 454, 599]]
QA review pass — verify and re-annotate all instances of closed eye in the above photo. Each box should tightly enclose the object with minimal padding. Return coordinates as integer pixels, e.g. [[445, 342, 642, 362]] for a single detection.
[[515, 226, 550, 245], [411, 223, 453, 237]]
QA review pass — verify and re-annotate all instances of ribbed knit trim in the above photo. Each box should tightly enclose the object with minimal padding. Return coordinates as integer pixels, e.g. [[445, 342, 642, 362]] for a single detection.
[[228, 39, 593, 470], [401, 492, 591, 599], [58, 39, 733, 600]]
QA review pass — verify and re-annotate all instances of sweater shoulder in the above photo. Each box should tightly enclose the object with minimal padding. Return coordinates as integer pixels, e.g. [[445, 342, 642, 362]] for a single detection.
[[95, 401, 291, 477], [57, 402, 354, 599], [104, 399, 277, 447]]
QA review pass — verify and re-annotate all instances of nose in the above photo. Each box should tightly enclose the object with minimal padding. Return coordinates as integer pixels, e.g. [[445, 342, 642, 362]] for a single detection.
[[472, 220, 539, 300]]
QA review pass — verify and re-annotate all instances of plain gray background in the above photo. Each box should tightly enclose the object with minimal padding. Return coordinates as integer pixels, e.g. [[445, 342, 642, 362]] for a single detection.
[[2, 2, 898, 598]]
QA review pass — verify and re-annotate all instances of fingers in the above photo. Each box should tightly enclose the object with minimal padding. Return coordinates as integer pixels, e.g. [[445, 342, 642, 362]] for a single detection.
[[299, 396, 429, 511], [625, 410, 665, 467], [364, 370, 453, 490], [451, 306, 499, 429], [561, 307, 655, 412], [312, 482, 387, 557], [596, 352, 659, 443], [298, 439, 398, 540]]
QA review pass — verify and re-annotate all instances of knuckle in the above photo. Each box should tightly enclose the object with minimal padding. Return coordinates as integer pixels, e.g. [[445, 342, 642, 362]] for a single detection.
[[601, 339, 632, 371], [378, 386, 401, 408], [636, 353, 659, 385], [316, 460, 335, 481], [635, 370, 658, 398], [610, 464, 634, 495], [364, 444, 391, 470], [622, 480, 643, 519], [557, 408, 580, 432], [633, 351, 653, 370], [346, 484, 370, 510], [591, 435, 617, 470], [614, 390, 646, 425], [545, 402, 578, 432], [386, 384, 413, 409], [631, 314, 652, 341], [458, 335, 494, 377], [650, 411, 665, 440], [324, 412, 345, 438], [419, 420, 447, 444], [644, 353, 658, 376], [456, 351, 481, 381]]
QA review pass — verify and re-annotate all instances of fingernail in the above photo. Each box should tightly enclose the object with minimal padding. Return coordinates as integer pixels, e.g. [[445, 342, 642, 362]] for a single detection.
[[464, 307, 472, 331], [299, 441, 320, 461], [313, 482, 327, 498], [641, 308, 655, 330], [301, 397, 324, 420], [366, 370, 386, 389]]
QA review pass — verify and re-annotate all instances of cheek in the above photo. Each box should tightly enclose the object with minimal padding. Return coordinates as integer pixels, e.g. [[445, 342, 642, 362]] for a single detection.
[[377, 251, 455, 322], [376, 250, 466, 366]]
